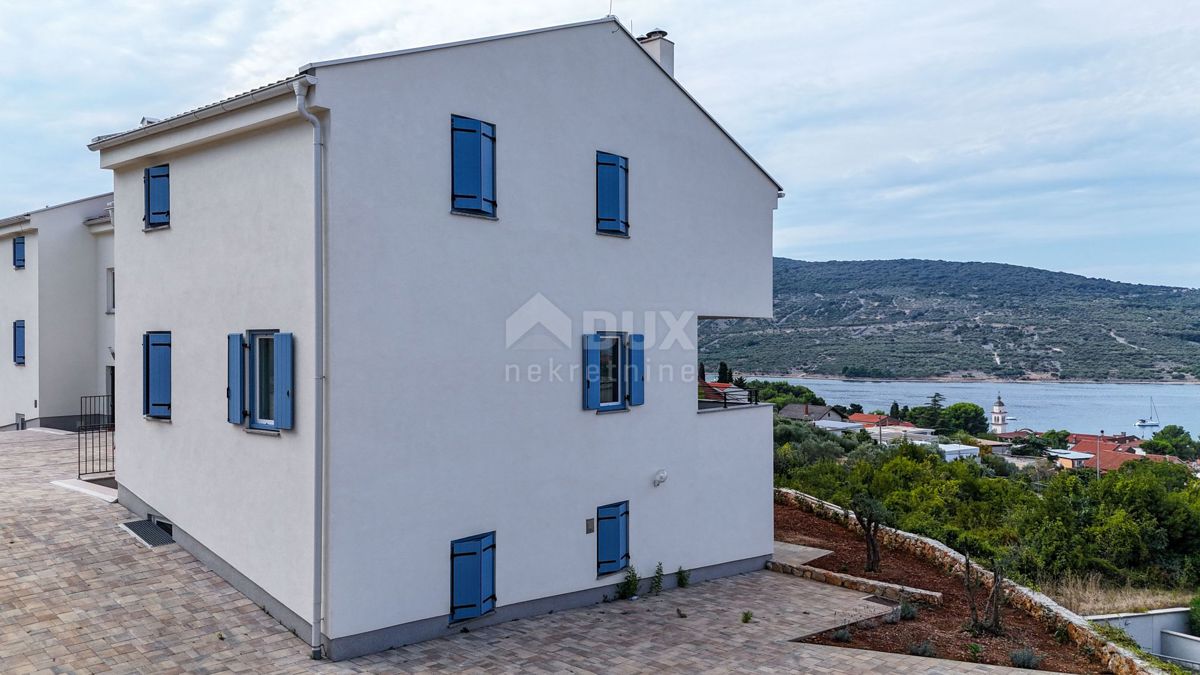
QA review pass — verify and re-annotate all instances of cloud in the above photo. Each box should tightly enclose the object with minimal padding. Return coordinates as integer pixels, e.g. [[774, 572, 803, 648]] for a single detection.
[[0, 1, 1196, 286]]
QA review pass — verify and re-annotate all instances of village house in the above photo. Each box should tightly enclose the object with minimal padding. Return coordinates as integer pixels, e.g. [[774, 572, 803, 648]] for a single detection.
[[87, 18, 778, 660], [777, 402, 847, 423], [0, 194, 114, 431]]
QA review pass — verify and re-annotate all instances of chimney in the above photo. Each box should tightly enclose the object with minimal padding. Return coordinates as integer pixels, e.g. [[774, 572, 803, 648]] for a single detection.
[[637, 29, 674, 76]]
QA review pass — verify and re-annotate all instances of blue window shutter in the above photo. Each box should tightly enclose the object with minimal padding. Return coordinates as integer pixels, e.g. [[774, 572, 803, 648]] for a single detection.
[[145, 165, 170, 227], [596, 152, 629, 234], [452, 116, 483, 213], [617, 502, 630, 567], [227, 334, 245, 424], [479, 532, 496, 615], [13, 237, 25, 269], [147, 333, 172, 418], [583, 334, 602, 410], [451, 116, 496, 216], [450, 537, 483, 622], [597, 503, 628, 575], [273, 332, 294, 430], [13, 320, 25, 365], [142, 334, 150, 416], [628, 334, 645, 406]]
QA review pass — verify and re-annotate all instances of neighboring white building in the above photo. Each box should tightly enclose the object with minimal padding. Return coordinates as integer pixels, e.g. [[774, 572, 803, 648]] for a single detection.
[[990, 394, 1007, 434], [0, 194, 114, 430], [89, 19, 778, 660], [939, 443, 981, 461]]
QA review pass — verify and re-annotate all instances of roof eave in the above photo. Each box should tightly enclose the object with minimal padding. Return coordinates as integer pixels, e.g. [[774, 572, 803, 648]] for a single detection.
[[87, 75, 315, 152]]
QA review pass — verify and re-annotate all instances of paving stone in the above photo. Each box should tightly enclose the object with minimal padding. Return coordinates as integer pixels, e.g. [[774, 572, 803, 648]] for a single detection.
[[1, 430, 1052, 673]]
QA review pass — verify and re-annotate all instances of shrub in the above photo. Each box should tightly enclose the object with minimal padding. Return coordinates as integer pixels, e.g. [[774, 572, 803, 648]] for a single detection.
[[883, 608, 900, 624], [740, 611, 753, 623], [899, 600, 918, 620], [616, 566, 639, 600], [675, 566, 690, 589], [1189, 594, 1200, 635], [832, 627, 851, 642], [650, 562, 664, 596], [1010, 648, 1041, 669], [907, 640, 936, 657], [967, 643, 983, 661]]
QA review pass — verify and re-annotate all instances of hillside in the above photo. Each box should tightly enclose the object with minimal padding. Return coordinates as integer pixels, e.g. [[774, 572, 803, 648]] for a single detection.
[[699, 258, 1200, 381]]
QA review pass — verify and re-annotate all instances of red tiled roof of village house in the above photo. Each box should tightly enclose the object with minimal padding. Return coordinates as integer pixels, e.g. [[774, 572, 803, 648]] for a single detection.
[[846, 413, 913, 428], [1078, 447, 1182, 472], [1068, 432, 1142, 446]]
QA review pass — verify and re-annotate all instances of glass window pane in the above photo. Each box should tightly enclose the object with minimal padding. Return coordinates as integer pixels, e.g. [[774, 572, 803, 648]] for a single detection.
[[257, 335, 275, 422], [598, 336, 620, 405]]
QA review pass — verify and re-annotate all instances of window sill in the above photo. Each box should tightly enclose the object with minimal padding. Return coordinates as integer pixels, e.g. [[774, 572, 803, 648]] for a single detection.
[[105, 310, 115, 316], [142, 225, 171, 233], [244, 427, 281, 437], [595, 230, 630, 239], [450, 210, 499, 221], [144, 416, 172, 423], [595, 407, 630, 415]]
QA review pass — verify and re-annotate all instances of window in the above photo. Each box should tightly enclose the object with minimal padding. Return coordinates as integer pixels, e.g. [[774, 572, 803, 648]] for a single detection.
[[105, 268, 115, 313], [596, 152, 629, 235], [12, 236, 25, 269], [227, 331, 294, 430], [450, 532, 496, 623], [451, 115, 496, 217], [12, 320, 25, 365], [582, 333, 645, 411], [596, 501, 630, 576], [144, 164, 170, 228], [142, 332, 171, 418]]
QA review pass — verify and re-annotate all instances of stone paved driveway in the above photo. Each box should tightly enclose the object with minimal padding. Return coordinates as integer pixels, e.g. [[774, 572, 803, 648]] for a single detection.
[[1, 430, 1049, 673]]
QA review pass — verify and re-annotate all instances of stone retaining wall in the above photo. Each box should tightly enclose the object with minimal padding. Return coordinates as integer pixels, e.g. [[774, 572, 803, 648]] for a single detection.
[[776, 488, 1166, 675], [768, 559, 942, 605]]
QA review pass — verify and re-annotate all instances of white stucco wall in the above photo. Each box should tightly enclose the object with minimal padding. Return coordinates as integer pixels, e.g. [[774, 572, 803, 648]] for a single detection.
[[0, 226, 39, 426], [92, 229, 115, 395], [0, 194, 112, 428], [104, 120, 316, 621], [33, 195, 112, 421], [315, 21, 777, 637]]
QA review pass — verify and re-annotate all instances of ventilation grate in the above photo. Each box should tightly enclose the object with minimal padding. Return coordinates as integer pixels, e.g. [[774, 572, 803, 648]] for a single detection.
[[121, 519, 175, 547]]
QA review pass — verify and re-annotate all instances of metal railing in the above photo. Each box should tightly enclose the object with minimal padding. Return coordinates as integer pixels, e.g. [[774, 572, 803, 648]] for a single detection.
[[698, 385, 760, 410], [78, 394, 114, 479]]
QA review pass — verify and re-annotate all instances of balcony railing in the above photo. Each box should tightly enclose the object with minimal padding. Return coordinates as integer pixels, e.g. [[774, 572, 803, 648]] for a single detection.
[[698, 384, 760, 411]]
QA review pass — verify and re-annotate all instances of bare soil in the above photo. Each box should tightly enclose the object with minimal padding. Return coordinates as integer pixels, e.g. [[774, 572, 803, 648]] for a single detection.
[[775, 504, 1110, 673]]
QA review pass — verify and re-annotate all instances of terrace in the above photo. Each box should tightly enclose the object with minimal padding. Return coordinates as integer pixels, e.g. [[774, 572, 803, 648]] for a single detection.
[[1, 429, 1046, 673]]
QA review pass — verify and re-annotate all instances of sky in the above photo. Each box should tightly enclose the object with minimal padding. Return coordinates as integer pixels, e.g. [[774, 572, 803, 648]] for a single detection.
[[1, 0, 1197, 286]]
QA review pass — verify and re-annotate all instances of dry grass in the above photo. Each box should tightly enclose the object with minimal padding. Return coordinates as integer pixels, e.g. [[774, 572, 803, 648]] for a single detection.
[[1044, 573, 1194, 616]]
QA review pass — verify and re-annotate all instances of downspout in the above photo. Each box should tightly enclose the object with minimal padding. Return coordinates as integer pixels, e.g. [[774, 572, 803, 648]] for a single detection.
[[293, 75, 327, 661]]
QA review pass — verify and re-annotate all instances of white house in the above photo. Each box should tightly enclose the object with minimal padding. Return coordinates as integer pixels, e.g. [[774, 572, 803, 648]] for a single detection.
[[939, 443, 981, 461], [88, 18, 778, 660], [0, 194, 115, 430]]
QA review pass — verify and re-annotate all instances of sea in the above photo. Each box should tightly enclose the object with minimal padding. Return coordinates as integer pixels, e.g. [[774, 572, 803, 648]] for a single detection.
[[759, 377, 1200, 439]]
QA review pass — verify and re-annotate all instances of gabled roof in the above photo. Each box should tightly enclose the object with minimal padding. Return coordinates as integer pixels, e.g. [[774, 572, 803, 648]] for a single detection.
[[87, 18, 782, 191], [296, 17, 780, 190]]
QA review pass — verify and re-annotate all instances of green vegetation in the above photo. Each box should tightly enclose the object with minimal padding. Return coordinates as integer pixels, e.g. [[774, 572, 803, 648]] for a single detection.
[[1091, 623, 1191, 675], [907, 640, 937, 657], [700, 258, 1200, 381], [1189, 594, 1200, 635], [740, 610, 753, 624], [1009, 647, 1042, 669], [743, 379, 825, 410], [832, 626, 852, 642], [675, 566, 690, 589], [775, 417, 1200, 589], [649, 562, 664, 596], [616, 566, 639, 600], [1141, 425, 1200, 460]]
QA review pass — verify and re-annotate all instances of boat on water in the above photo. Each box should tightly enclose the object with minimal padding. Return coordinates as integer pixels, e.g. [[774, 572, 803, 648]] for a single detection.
[[1135, 398, 1160, 428]]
